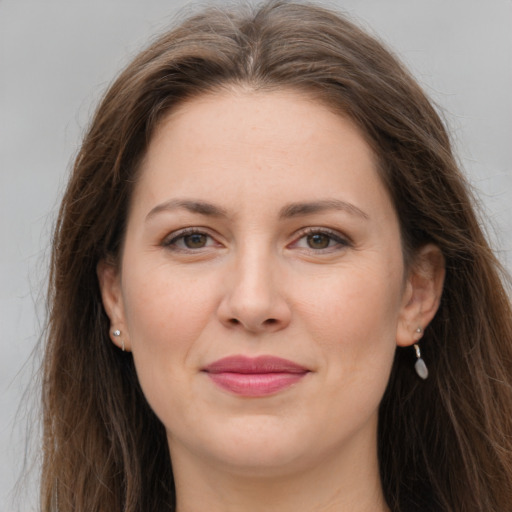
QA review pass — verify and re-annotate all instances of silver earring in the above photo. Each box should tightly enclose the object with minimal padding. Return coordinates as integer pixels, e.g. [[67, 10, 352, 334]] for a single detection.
[[413, 343, 428, 380], [112, 329, 125, 351]]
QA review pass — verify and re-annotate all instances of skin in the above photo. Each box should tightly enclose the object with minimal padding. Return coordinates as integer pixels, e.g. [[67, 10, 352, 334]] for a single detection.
[[98, 89, 444, 512]]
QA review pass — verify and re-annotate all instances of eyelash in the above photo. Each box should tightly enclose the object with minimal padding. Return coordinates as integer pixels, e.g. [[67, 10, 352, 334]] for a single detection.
[[162, 227, 351, 253], [291, 227, 351, 252], [162, 228, 219, 252]]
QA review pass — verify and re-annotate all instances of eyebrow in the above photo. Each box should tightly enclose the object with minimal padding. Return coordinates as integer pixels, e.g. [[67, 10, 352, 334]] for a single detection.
[[145, 197, 369, 222], [145, 199, 229, 222], [279, 199, 369, 220]]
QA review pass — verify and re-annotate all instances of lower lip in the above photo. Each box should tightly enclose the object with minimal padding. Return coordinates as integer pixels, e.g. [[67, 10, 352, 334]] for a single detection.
[[205, 372, 307, 397]]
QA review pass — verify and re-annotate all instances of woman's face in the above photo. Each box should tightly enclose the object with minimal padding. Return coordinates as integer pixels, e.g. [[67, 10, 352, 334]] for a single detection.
[[99, 89, 434, 478]]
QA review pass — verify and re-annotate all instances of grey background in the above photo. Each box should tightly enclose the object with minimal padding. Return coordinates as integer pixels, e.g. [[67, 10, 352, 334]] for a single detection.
[[1, 0, 511, 509]]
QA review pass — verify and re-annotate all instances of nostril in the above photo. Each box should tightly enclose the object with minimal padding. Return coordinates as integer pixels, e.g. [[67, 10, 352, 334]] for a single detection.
[[227, 318, 278, 328]]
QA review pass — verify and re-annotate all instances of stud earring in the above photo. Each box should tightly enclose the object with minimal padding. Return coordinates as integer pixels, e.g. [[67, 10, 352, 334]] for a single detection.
[[413, 343, 428, 380], [112, 329, 125, 351]]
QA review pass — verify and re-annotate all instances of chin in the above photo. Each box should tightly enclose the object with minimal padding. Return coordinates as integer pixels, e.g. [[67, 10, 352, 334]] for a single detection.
[[169, 414, 318, 476]]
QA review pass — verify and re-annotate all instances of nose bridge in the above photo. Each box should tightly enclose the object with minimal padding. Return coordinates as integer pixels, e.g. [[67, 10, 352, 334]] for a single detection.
[[218, 237, 290, 332], [236, 242, 274, 302]]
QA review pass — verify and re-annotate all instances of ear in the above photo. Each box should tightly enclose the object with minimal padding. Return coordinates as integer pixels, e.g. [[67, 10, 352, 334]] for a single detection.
[[396, 244, 445, 347], [97, 259, 131, 351]]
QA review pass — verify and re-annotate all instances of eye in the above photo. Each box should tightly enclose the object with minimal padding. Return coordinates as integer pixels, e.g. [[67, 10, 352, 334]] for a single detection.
[[305, 233, 333, 250], [291, 228, 350, 252], [163, 229, 218, 251], [181, 233, 209, 249]]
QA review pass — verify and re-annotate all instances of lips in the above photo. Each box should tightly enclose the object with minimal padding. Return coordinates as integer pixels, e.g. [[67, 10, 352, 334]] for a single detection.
[[202, 355, 310, 397]]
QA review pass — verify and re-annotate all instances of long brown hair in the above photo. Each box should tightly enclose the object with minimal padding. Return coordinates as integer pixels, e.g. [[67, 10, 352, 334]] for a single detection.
[[42, 2, 512, 510]]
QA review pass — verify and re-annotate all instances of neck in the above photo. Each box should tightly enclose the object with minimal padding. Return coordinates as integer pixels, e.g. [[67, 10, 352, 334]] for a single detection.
[[170, 429, 389, 512]]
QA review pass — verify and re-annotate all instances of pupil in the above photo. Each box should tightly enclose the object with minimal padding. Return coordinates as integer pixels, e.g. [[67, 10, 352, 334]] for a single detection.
[[185, 233, 207, 248], [308, 233, 329, 249]]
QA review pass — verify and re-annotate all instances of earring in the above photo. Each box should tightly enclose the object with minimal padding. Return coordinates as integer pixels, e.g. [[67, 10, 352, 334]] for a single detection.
[[112, 329, 125, 351], [413, 343, 428, 380]]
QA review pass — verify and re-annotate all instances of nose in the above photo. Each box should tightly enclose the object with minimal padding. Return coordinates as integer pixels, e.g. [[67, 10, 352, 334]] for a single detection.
[[217, 247, 292, 334]]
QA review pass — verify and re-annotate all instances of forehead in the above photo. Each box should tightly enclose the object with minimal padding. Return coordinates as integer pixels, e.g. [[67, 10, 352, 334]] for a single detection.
[[150, 88, 373, 160], [132, 89, 392, 221]]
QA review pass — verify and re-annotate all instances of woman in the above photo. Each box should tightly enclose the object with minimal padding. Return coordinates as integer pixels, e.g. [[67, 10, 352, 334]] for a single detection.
[[42, 1, 512, 511]]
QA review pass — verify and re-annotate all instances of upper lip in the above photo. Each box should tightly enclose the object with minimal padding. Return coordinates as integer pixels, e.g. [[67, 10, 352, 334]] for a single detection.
[[203, 355, 309, 374]]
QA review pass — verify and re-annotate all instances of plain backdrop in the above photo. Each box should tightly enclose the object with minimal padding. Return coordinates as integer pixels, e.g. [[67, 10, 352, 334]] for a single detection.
[[1, 0, 511, 509]]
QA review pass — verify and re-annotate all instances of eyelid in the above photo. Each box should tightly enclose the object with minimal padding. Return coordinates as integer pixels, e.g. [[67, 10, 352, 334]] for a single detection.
[[162, 227, 222, 251], [289, 227, 352, 251], [161, 226, 351, 253]]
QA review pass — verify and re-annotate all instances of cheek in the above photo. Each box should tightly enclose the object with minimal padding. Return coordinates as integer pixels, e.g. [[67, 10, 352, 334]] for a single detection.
[[294, 260, 403, 370], [120, 281, 217, 439], [303, 264, 403, 424], [122, 261, 216, 348], [119, 262, 219, 410]]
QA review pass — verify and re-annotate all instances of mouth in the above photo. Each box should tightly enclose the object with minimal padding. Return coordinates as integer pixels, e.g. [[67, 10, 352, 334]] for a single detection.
[[202, 355, 310, 397]]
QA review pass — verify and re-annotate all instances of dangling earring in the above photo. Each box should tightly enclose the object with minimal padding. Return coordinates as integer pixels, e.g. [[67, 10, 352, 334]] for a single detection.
[[413, 337, 428, 380], [113, 329, 125, 351]]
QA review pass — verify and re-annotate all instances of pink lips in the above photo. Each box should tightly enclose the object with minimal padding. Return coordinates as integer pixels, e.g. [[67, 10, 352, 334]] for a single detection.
[[202, 355, 309, 397]]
